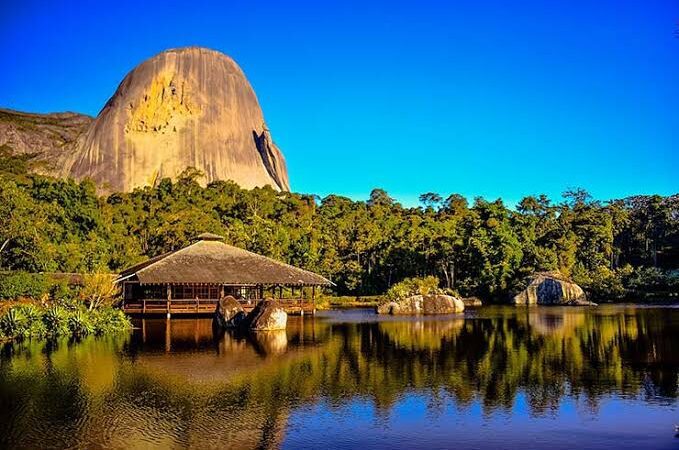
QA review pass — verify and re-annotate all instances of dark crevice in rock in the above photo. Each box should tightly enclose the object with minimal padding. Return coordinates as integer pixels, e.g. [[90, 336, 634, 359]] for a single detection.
[[253, 128, 289, 191]]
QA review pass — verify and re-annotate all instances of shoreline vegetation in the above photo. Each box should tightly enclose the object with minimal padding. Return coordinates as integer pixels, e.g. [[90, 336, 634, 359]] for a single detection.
[[0, 271, 131, 342], [0, 151, 677, 337]]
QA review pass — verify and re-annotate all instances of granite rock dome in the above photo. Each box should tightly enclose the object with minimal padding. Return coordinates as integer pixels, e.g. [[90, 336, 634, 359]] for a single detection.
[[65, 47, 289, 192]]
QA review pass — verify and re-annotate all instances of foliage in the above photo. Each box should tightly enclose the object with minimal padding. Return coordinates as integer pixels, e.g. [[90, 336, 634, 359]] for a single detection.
[[0, 155, 677, 301], [386, 276, 441, 300], [79, 273, 119, 310], [0, 272, 50, 300], [0, 304, 131, 341]]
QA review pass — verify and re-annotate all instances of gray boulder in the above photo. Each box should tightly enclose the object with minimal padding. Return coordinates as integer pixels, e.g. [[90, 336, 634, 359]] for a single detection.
[[376, 294, 464, 315], [244, 298, 288, 330], [512, 272, 596, 306], [214, 295, 246, 328]]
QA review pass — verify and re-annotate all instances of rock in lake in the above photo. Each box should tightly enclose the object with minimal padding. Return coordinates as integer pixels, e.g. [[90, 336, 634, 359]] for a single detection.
[[214, 295, 246, 328], [461, 296, 483, 307], [376, 294, 464, 315], [245, 298, 288, 330], [512, 272, 596, 306]]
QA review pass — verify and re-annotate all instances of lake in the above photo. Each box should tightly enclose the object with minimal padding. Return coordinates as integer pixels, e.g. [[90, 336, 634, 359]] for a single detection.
[[1, 306, 679, 449]]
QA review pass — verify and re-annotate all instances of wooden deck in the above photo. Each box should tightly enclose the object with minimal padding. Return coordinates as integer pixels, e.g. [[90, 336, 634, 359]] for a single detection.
[[122, 298, 316, 316]]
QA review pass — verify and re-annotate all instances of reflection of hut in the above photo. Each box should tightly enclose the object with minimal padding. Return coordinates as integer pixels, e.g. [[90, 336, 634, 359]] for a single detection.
[[117, 233, 332, 316]]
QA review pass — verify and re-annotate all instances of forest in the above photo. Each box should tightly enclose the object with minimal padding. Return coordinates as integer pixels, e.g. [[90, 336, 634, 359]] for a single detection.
[[1, 148, 677, 302]]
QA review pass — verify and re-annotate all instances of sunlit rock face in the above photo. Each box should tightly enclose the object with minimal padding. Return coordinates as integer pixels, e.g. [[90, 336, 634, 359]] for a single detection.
[[65, 47, 289, 193], [214, 295, 246, 328], [512, 272, 595, 306], [376, 294, 465, 314], [244, 298, 288, 331]]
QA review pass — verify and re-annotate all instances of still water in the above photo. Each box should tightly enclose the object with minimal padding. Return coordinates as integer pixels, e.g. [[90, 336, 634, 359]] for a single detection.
[[2, 306, 679, 449]]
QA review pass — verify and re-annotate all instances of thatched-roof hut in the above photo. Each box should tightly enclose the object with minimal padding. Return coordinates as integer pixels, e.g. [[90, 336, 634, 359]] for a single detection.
[[117, 233, 332, 316]]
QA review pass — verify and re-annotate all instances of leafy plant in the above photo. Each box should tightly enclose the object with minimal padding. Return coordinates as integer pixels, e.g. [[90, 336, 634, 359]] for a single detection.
[[42, 306, 69, 336], [68, 309, 94, 336]]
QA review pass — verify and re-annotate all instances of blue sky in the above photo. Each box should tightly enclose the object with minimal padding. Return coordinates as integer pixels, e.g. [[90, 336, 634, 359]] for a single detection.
[[2, 0, 677, 205]]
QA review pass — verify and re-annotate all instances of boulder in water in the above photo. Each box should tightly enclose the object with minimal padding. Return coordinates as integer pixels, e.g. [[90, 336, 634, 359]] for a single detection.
[[244, 298, 288, 330], [376, 294, 464, 315], [512, 272, 596, 306], [214, 295, 246, 328]]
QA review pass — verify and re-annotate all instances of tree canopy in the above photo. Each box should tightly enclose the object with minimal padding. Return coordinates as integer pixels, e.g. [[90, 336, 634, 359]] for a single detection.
[[1, 155, 677, 301]]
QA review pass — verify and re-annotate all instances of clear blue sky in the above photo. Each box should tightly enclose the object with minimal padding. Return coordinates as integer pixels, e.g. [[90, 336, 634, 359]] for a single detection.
[[2, 0, 677, 205]]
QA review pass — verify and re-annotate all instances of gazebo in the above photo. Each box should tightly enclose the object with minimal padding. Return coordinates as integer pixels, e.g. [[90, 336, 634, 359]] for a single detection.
[[117, 233, 332, 316]]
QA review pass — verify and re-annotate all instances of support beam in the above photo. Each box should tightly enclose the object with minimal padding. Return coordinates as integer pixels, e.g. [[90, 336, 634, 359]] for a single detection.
[[166, 284, 172, 318], [312, 286, 316, 315]]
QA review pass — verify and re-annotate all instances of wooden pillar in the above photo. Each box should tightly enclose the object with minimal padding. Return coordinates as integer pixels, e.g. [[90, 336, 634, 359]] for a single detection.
[[165, 318, 171, 352], [166, 284, 172, 318], [312, 286, 316, 315]]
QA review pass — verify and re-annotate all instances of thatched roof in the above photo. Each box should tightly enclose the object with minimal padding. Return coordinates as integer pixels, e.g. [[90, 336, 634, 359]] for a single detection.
[[117, 236, 332, 286]]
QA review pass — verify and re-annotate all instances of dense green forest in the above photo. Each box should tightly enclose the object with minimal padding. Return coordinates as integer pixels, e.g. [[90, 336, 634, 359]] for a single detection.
[[1, 149, 677, 301]]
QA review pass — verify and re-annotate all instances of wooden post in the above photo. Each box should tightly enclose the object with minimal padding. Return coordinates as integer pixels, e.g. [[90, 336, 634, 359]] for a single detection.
[[312, 286, 316, 315], [122, 281, 126, 311], [166, 284, 172, 318], [165, 318, 171, 352]]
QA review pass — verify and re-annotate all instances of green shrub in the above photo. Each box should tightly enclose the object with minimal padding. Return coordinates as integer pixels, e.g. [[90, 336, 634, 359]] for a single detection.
[[0, 303, 131, 341], [42, 306, 69, 336], [625, 267, 679, 297], [0, 272, 50, 300], [90, 308, 132, 335], [50, 280, 79, 305], [14, 304, 47, 336], [67, 309, 94, 336], [386, 276, 441, 300], [0, 308, 28, 338], [575, 266, 628, 300]]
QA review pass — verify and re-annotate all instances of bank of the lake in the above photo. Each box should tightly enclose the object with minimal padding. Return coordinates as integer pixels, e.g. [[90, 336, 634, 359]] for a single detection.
[[2, 305, 679, 449]]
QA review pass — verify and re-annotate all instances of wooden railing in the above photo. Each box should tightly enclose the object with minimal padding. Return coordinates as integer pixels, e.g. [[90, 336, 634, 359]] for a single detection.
[[123, 298, 315, 315]]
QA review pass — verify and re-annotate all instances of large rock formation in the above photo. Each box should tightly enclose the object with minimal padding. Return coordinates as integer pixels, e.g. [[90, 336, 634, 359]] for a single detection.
[[512, 272, 596, 306], [0, 108, 92, 174], [376, 294, 465, 315], [243, 298, 288, 331], [214, 295, 246, 328], [1, 47, 290, 193]]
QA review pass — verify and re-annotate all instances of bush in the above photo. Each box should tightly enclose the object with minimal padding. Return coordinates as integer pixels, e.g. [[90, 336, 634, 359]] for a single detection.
[[386, 276, 441, 300], [0, 272, 50, 300], [0, 304, 131, 341], [90, 308, 131, 335], [0, 308, 28, 338], [68, 309, 94, 336], [575, 266, 628, 300], [42, 306, 69, 336], [625, 267, 679, 297]]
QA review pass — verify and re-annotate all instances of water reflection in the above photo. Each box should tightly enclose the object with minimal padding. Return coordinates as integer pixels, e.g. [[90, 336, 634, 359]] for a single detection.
[[1, 306, 679, 449]]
